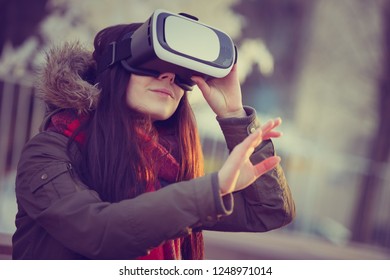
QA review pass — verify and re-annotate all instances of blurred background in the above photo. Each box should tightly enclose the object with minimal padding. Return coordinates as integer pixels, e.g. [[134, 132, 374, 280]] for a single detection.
[[1, 0, 390, 259]]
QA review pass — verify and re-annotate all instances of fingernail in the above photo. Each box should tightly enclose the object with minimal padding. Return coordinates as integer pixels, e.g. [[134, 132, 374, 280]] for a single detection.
[[251, 128, 261, 135], [271, 156, 281, 166]]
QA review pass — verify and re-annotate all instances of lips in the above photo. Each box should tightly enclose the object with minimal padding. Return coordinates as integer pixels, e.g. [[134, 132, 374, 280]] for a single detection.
[[150, 88, 174, 98]]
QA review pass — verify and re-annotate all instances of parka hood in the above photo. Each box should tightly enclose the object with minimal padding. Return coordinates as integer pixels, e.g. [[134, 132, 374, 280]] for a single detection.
[[36, 41, 100, 113]]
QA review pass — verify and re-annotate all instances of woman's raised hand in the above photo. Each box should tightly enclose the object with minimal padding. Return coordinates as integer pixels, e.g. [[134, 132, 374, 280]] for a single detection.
[[218, 118, 283, 195], [192, 64, 283, 194], [191, 64, 246, 118]]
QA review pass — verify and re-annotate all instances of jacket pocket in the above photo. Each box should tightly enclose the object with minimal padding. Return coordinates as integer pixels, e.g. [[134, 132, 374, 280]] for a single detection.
[[28, 162, 71, 209], [19, 162, 78, 218], [30, 162, 70, 193]]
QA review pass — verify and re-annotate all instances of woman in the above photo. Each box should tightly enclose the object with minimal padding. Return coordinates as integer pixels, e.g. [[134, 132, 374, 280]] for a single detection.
[[12, 22, 295, 260]]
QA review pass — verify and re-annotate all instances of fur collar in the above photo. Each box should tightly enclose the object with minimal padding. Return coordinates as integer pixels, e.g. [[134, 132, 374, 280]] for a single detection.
[[36, 42, 100, 114]]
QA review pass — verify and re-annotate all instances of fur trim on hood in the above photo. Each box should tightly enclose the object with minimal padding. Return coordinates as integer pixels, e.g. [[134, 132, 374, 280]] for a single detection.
[[36, 41, 100, 114]]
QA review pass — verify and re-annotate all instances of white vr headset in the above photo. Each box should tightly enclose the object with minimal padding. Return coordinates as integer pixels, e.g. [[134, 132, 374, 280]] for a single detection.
[[97, 9, 237, 90]]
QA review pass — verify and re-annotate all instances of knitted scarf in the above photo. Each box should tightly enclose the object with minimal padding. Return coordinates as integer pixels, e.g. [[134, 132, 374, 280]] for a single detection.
[[47, 109, 204, 260]]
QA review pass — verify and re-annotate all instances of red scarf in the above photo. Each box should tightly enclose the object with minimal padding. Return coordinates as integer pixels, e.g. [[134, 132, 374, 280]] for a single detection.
[[47, 109, 203, 260]]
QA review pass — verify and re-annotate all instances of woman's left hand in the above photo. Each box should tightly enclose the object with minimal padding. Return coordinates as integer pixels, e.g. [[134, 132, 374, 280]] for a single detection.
[[217, 117, 283, 195], [191, 64, 246, 118]]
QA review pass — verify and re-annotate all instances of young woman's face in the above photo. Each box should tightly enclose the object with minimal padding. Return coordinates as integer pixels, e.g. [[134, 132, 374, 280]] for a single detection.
[[126, 73, 185, 121]]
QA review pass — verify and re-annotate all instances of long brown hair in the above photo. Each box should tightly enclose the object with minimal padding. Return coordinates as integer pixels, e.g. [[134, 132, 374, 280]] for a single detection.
[[78, 24, 205, 259], [79, 23, 204, 204]]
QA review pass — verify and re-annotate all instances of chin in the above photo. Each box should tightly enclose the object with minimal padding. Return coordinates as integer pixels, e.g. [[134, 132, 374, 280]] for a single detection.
[[151, 112, 174, 121]]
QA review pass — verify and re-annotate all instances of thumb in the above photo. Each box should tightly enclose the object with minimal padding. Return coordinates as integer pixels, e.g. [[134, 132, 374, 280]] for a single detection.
[[191, 76, 211, 96]]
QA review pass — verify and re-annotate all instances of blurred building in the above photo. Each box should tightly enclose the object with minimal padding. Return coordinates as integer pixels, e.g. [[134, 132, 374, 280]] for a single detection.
[[286, 0, 388, 247]]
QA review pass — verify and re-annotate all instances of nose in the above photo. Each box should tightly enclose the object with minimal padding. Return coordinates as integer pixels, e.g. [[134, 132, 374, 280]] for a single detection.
[[158, 72, 175, 83]]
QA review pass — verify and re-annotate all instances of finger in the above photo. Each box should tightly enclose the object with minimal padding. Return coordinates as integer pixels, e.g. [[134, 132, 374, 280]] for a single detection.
[[191, 76, 211, 96], [230, 64, 238, 76], [253, 156, 281, 177], [229, 129, 262, 163], [244, 128, 263, 149], [273, 117, 282, 127], [219, 131, 262, 190], [261, 117, 282, 134], [262, 131, 283, 140]]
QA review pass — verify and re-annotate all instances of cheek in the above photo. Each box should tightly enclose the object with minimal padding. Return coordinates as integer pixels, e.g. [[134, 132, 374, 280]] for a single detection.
[[125, 83, 136, 109], [175, 87, 185, 100], [126, 76, 149, 109]]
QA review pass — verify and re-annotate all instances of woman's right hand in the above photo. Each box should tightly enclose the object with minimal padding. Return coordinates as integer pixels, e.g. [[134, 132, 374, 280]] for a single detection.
[[218, 118, 282, 195]]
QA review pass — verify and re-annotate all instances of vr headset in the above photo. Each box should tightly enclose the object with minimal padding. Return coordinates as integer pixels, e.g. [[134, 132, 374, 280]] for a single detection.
[[97, 9, 237, 91]]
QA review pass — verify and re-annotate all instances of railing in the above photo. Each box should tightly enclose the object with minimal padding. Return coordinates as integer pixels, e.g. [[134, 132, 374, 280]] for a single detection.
[[0, 76, 45, 180], [0, 76, 45, 259]]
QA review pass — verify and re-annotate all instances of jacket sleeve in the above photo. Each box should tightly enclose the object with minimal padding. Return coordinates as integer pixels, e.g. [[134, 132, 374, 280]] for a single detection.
[[203, 106, 296, 232], [15, 131, 233, 259]]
